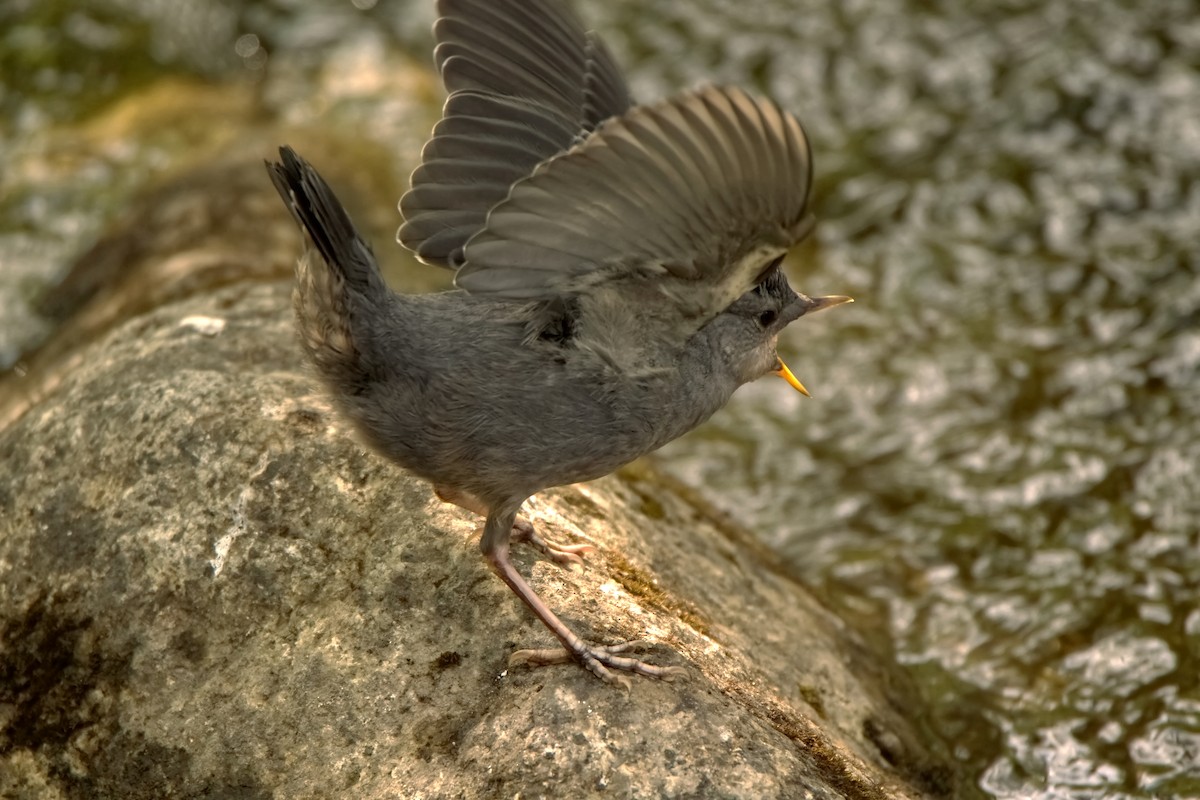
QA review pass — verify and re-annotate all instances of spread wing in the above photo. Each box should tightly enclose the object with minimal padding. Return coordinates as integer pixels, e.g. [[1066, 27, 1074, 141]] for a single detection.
[[399, 0, 632, 268], [456, 84, 815, 330]]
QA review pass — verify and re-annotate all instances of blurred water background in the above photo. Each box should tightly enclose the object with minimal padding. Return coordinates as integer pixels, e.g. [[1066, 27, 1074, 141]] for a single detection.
[[2, 0, 1197, 796]]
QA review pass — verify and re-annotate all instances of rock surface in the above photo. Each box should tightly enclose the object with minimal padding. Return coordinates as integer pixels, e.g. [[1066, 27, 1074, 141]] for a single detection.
[[0, 282, 952, 798]]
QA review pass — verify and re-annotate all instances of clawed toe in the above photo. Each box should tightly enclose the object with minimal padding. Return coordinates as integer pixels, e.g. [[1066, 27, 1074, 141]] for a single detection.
[[509, 639, 687, 688], [511, 518, 597, 568], [483, 510, 683, 689]]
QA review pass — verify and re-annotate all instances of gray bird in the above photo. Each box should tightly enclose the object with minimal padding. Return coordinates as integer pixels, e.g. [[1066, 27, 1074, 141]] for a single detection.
[[266, 0, 851, 687]]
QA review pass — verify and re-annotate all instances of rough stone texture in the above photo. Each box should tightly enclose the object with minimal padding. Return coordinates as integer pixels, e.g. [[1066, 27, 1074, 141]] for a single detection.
[[0, 282, 953, 799], [0, 134, 423, 432]]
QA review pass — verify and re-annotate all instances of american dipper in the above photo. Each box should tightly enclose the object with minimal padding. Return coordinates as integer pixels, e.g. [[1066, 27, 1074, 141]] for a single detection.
[[266, 0, 851, 687]]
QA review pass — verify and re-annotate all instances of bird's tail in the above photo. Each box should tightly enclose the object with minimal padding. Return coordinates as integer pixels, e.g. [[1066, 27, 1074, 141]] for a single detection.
[[266, 147, 390, 391]]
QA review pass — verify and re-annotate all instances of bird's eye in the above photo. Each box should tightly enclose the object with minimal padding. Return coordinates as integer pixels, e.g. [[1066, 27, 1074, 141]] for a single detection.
[[758, 309, 778, 328]]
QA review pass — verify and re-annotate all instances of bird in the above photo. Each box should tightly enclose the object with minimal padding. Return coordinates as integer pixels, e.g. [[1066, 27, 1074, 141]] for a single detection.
[[266, 0, 851, 688]]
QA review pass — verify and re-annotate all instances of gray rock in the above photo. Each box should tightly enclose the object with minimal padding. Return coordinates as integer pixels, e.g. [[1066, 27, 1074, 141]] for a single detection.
[[0, 282, 952, 799]]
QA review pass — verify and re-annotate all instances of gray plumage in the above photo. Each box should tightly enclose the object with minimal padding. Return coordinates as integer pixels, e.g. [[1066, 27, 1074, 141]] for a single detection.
[[400, 0, 630, 268], [267, 0, 850, 687]]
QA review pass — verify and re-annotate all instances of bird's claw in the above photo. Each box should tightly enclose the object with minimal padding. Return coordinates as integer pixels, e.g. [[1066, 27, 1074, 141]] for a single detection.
[[511, 518, 596, 569], [509, 639, 688, 688]]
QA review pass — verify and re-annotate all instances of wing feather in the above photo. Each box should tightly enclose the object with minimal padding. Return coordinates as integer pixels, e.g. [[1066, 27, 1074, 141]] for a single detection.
[[399, 0, 632, 268], [456, 85, 815, 329]]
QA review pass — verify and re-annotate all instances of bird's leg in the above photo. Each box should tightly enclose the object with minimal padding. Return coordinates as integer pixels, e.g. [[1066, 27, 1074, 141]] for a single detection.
[[481, 500, 687, 688], [509, 517, 596, 567], [434, 484, 595, 567]]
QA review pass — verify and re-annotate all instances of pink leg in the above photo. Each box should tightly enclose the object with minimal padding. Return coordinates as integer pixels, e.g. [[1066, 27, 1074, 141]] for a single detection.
[[479, 498, 687, 688], [435, 484, 595, 567]]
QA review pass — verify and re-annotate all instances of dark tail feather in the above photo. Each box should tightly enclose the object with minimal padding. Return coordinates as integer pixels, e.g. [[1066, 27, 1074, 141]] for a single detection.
[[265, 146, 385, 294], [266, 147, 389, 391]]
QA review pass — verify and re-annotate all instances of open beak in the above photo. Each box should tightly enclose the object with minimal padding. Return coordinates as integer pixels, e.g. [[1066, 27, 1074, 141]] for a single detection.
[[774, 357, 810, 397], [776, 295, 853, 397]]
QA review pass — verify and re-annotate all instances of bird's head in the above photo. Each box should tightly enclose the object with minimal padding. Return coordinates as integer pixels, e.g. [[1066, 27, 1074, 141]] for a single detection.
[[717, 267, 852, 396]]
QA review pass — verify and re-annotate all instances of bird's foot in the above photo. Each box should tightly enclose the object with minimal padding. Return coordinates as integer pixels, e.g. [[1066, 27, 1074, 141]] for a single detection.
[[509, 639, 687, 690], [511, 517, 596, 568]]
